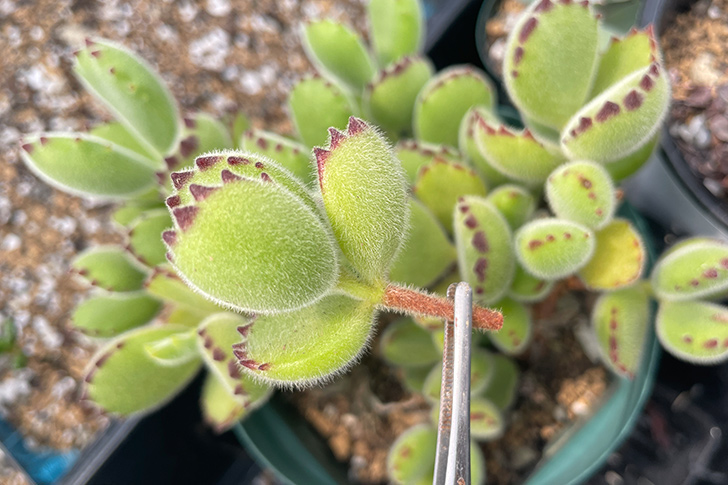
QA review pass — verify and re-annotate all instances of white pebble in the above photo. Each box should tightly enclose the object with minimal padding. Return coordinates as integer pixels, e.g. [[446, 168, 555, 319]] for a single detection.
[[206, 0, 231, 17], [189, 28, 230, 72]]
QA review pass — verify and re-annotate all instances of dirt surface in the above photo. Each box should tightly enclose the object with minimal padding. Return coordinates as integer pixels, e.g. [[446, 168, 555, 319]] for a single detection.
[[662, 0, 728, 200], [295, 282, 609, 484], [0, 0, 364, 472]]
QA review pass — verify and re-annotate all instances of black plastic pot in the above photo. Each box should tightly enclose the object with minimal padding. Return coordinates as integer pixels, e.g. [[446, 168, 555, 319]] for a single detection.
[[624, 0, 728, 238]]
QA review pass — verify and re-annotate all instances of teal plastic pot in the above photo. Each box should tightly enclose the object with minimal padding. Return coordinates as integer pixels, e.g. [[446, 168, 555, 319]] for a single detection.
[[235, 203, 660, 485]]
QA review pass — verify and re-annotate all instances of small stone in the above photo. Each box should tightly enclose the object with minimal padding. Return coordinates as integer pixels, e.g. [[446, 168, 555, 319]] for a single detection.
[[205, 0, 231, 16]]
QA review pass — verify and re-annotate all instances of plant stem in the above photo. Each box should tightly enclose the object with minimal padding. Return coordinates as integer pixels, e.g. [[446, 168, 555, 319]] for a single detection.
[[381, 284, 502, 331]]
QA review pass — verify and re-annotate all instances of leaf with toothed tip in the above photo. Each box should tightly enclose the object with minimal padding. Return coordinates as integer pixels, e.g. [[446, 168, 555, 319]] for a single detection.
[[72, 292, 162, 338], [593, 286, 650, 378], [423, 349, 495, 402], [490, 298, 532, 355], [20, 133, 158, 199], [144, 330, 199, 366], [579, 218, 646, 290], [508, 264, 553, 302], [414, 159, 488, 233], [363, 56, 433, 138], [288, 77, 355, 148], [201, 373, 248, 433], [545, 161, 616, 230], [394, 139, 462, 183], [657, 300, 728, 365], [72, 246, 148, 292], [74, 38, 179, 156], [605, 132, 658, 181], [301, 19, 375, 92], [112, 197, 164, 228], [387, 424, 486, 485], [480, 354, 519, 410], [473, 119, 566, 186], [82, 325, 201, 415], [196, 313, 271, 407], [241, 129, 314, 185], [589, 27, 659, 100], [413, 65, 496, 146], [317, 117, 408, 284], [232, 294, 376, 387], [379, 318, 440, 368], [453, 197, 515, 305], [561, 63, 670, 163], [90, 121, 157, 161], [145, 268, 221, 317], [504, 0, 600, 130], [430, 396, 504, 441], [171, 152, 322, 221], [389, 199, 456, 288], [127, 209, 172, 266], [167, 175, 338, 314], [367, 0, 424, 67], [459, 106, 511, 187], [651, 239, 728, 301], [169, 113, 232, 172], [515, 218, 595, 280], [486, 184, 536, 230]]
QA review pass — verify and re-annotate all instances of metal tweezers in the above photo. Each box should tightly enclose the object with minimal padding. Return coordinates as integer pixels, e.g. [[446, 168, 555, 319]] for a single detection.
[[433, 282, 473, 485]]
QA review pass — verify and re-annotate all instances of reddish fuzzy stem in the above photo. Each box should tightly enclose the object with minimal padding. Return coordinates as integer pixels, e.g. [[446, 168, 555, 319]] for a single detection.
[[382, 284, 502, 331]]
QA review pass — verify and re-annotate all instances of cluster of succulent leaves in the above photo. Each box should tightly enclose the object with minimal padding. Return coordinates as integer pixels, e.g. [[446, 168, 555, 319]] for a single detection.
[[18, 0, 728, 483]]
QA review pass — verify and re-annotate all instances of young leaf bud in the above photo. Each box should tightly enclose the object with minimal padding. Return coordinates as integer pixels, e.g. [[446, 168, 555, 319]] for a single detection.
[[241, 129, 314, 185], [395, 139, 462, 183], [367, 0, 424, 67], [72, 292, 162, 338], [288, 76, 355, 147], [489, 298, 532, 355], [379, 318, 440, 368], [459, 106, 511, 187], [486, 184, 536, 230], [508, 264, 554, 303], [72, 246, 148, 292]]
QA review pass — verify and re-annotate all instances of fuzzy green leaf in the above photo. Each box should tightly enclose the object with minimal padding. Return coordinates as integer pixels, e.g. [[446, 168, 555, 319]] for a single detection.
[[72, 246, 148, 292], [589, 27, 659, 99], [414, 66, 496, 146], [82, 325, 201, 415], [144, 330, 199, 366], [145, 268, 221, 316], [651, 238, 728, 301], [223, 111, 250, 149], [363, 56, 433, 138], [454, 197, 515, 305], [459, 106, 511, 187], [72, 292, 162, 338], [367, 0, 424, 67], [317, 117, 408, 284], [503, 0, 600, 129], [90, 121, 157, 161], [20, 133, 158, 199], [389, 199, 456, 288], [593, 286, 650, 378], [424, 349, 495, 401], [232, 294, 376, 387], [379, 318, 440, 368], [486, 184, 536, 230], [395, 140, 462, 183], [414, 159, 488, 232], [430, 397, 504, 441], [196, 313, 271, 406], [473, 119, 565, 186], [490, 298, 532, 355], [289, 76, 356, 148], [561, 63, 670, 163], [241, 129, 313, 185], [168, 113, 232, 171], [604, 132, 658, 181], [111, 197, 164, 228], [508, 264, 554, 302], [74, 38, 179, 156], [201, 373, 247, 433], [480, 354, 520, 410], [579, 218, 646, 290], [127, 209, 172, 266], [387, 424, 486, 485], [546, 161, 616, 230], [657, 300, 728, 365], [515, 218, 595, 280], [166, 174, 338, 314], [301, 19, 375, 92]]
